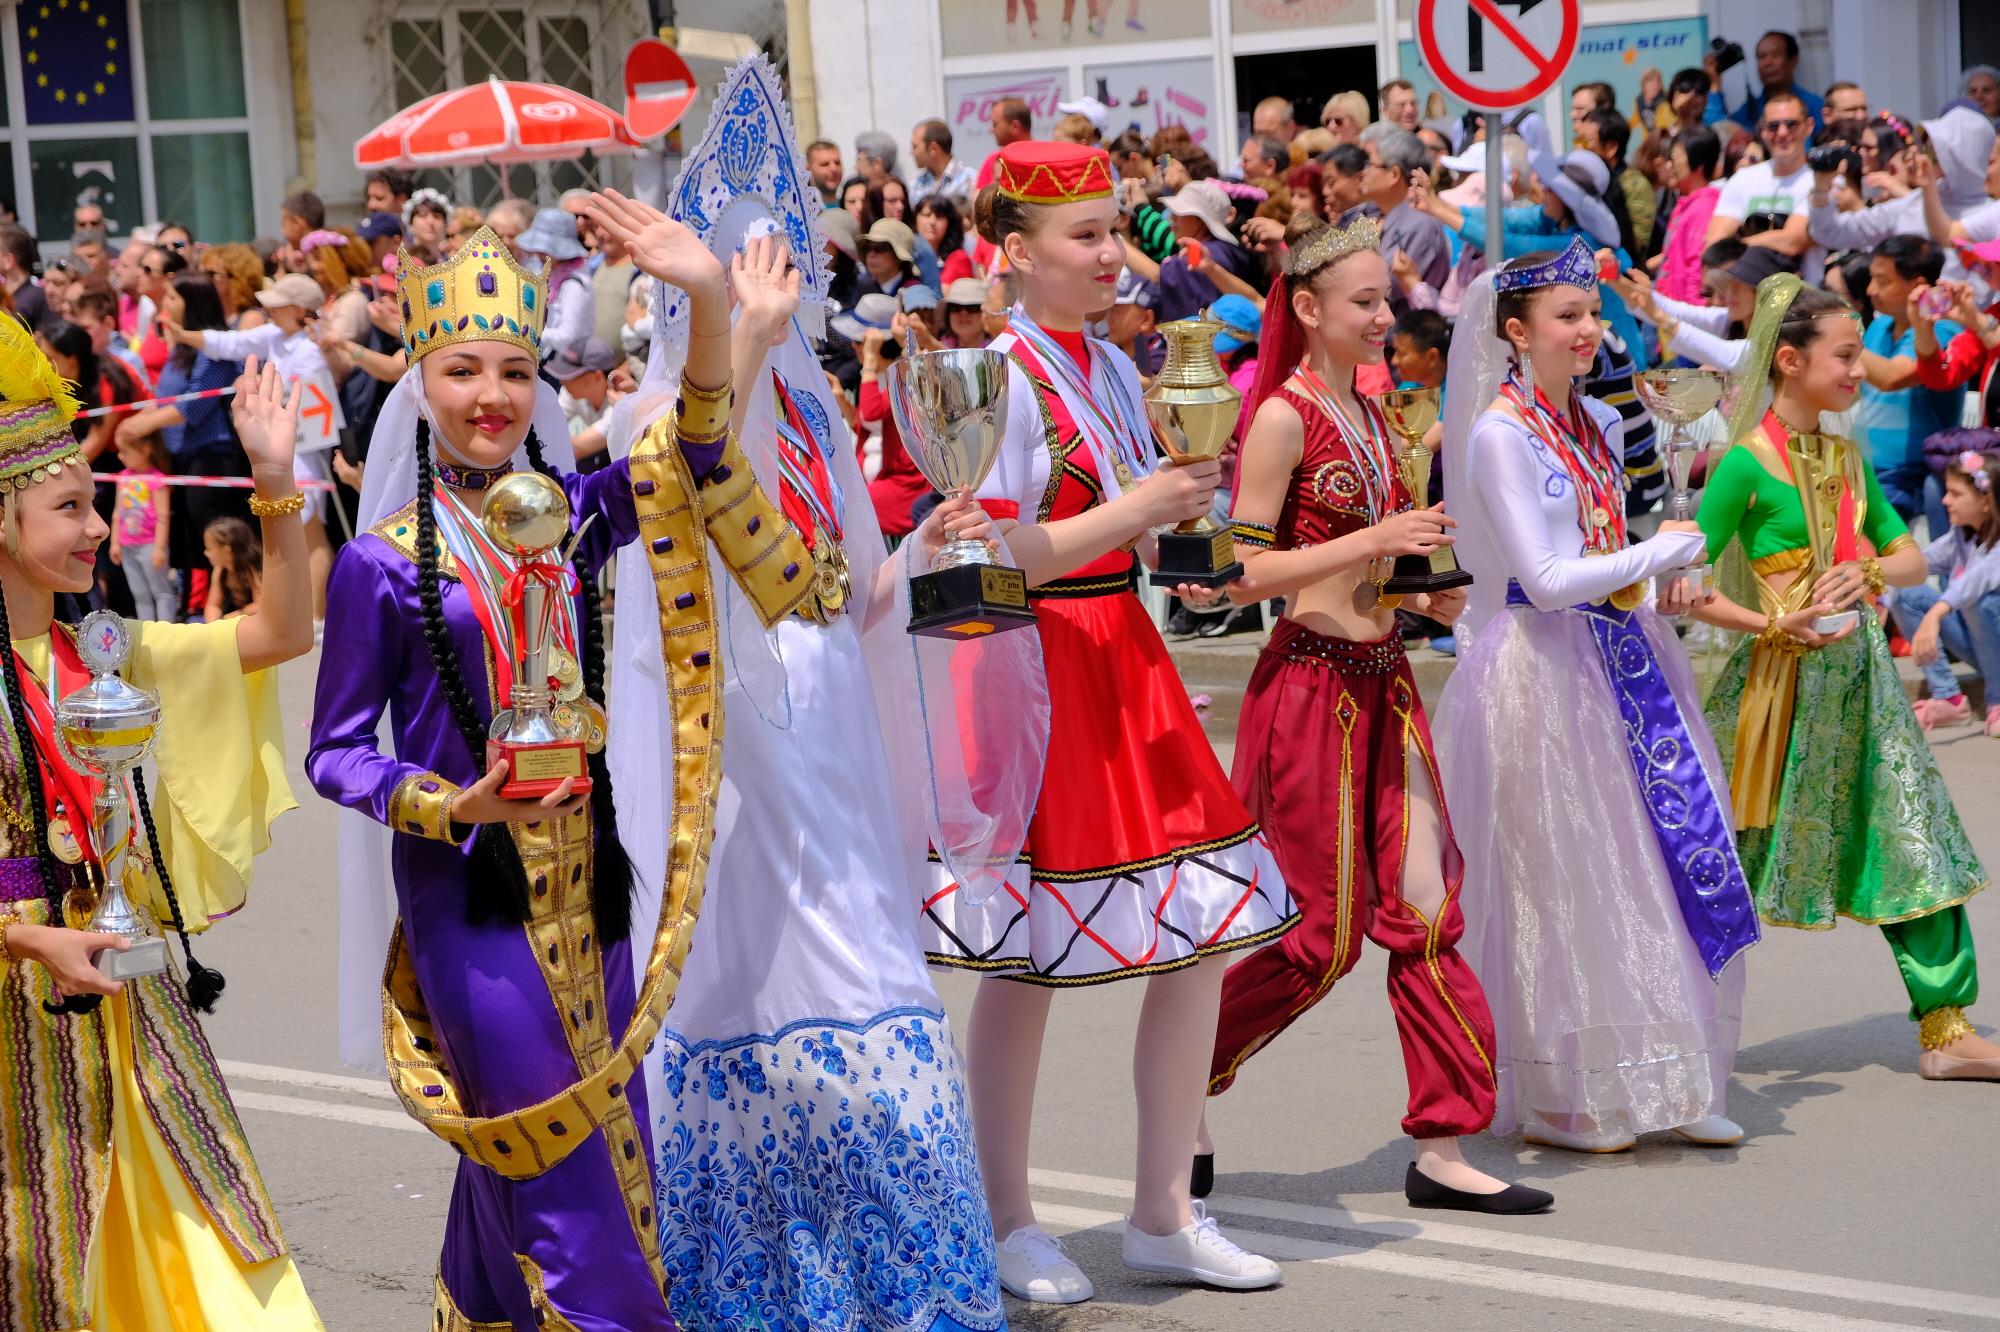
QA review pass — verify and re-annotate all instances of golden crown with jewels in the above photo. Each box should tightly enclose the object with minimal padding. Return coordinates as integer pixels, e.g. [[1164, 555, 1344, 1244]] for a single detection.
[[394, 226, 547, 364]]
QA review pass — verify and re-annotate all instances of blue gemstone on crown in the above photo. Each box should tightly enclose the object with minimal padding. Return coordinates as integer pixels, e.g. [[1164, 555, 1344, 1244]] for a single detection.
[[1493, 236, 1600, 295], [522, 286, 536, 312], [426, 279, 446, 307], [477, 271, 497, 297]]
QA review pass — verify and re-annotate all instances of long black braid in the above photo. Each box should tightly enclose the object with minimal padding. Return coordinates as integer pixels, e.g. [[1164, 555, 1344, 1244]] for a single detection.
[[413, 419, 533, 925], [0, 584, 83, 1014], [522, 430, 632, 943], [131, 770, 225, 1012]]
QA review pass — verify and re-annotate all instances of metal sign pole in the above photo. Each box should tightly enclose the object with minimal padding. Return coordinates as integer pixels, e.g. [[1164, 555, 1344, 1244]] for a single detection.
[[1485, 115, 1505, 271]]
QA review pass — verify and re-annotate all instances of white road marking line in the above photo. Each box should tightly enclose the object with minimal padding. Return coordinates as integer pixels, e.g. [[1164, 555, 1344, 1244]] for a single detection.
[[1030, 1167, 2000, 1322], [220, 1059, 399, 1101], [233, 1090, 423, 1134], [1035, 1202, 1939, 1332], [222, 1067, 1997, 1327]]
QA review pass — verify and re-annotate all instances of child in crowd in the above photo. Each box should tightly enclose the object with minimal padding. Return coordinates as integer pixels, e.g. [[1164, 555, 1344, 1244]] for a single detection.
[[202, 515, 263, 622], [108, 430, 177, 620], [1391, 308, 1456, 653], [1892, 450, 2000, 735]]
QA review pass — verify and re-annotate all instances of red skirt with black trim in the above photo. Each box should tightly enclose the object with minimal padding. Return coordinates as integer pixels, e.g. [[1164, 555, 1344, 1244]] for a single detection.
[[922, 570, 1295, 984]]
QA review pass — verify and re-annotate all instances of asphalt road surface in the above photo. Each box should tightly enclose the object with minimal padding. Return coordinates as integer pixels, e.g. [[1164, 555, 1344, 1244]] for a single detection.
[[195, 648, 2000, 1331]]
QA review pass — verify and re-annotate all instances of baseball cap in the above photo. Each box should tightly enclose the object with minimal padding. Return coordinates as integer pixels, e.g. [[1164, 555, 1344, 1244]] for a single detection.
[[1956, 236, 2000, 266], [255, 273, 326, 310], [1208, 294, 1261, 354], [1724, 247, 1802, 287], [544, 336, 621, 380], [1113, 269, 1157, 308], [1163, 180, 1237, 244], [357, 211, 405, 243], [1056, 96, 1113, 136]]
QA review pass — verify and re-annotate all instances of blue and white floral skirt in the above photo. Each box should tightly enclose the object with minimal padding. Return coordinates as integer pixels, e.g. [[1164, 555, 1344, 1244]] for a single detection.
[[654, 1004, 1007, 1332]]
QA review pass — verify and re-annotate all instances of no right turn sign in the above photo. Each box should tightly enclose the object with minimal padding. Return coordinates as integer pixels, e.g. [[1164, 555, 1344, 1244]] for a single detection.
[[1415, 0, 1582, 111]]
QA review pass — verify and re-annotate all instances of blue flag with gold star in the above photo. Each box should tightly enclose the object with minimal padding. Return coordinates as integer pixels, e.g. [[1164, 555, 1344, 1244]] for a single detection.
[[19, 0, 131, 125]]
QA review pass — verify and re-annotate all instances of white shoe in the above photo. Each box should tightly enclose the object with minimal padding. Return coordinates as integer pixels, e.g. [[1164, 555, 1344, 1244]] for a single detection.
[[996, 1225, 1093, 1304], [1122, 1201, 1282, 1290], [1523, 1113, 1637, 1154], [1671, 1114, 1745, 1145]]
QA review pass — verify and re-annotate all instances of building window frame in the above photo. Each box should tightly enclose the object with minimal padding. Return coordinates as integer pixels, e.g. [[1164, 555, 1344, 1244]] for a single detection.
[[0, 0, 257, 246]]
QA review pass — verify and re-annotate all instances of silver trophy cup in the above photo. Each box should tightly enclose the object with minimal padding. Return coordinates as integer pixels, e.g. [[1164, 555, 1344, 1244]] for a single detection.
[[55, 612, 168, 980], [883, 349, 1035, 638], [1637, 368, 1726, 598]]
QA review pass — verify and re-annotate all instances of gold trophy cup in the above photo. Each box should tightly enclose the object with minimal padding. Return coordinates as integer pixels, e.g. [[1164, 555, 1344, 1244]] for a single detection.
[[1377, 387, 1471, 595], [482, 472, 593, 799], [1144, 317, 1246, 589], [1786, 432, 1861, 637]]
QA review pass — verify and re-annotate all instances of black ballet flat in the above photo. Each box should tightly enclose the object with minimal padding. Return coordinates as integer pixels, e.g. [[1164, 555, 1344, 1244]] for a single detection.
[[1404, 1162, 1553, 1215], [1191, 1152, 1215, 1199]]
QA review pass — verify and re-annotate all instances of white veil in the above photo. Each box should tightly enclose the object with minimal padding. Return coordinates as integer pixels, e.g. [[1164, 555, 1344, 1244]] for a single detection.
[[1441, 269, 1512, 650], [336, 363, 580, 1072]]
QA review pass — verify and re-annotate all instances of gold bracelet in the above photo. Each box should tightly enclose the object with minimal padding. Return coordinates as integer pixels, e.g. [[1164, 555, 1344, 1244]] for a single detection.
[[0, 910, 18, 966], [1757, 613, 1808, 657], [1861, 557, 1886, 598], [249, 490, 306, 518]]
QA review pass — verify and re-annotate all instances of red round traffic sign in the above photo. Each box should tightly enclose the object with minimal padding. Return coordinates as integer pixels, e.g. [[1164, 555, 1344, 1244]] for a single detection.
[[623, 38, 697, 141], [1415, 0, 1580, 111]]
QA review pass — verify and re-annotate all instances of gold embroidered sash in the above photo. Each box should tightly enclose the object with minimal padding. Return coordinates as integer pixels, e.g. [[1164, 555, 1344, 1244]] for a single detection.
[[380, 420, 812, 1180]]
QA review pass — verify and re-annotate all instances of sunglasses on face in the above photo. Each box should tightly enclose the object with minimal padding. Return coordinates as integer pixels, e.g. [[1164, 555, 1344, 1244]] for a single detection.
[[161, 239, 189, 250], [1763, 118, 1804, 131]]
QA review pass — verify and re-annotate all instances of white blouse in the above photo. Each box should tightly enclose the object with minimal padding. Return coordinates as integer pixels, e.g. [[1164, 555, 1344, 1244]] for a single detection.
[[1458, 399, 1707, 633]]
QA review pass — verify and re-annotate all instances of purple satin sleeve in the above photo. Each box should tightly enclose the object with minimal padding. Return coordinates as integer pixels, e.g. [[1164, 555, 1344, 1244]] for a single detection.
[[561, 456, 638, 577], [681, 437, 725, 482], [306, 539, 436, 826]]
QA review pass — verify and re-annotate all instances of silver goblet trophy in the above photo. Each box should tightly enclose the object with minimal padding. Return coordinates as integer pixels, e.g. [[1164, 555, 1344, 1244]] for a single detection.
[[55, 612, 169, 980], [1636, 368, 1726, 598], [884, 349, 1036, 639]]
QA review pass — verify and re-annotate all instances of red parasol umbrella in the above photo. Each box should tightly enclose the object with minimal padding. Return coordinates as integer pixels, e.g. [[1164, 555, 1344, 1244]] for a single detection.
[[354, 76, 640, 169]]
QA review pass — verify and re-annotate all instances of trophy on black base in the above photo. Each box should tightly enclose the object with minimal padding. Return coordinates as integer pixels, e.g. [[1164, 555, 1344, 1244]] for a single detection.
[[885, 349, 1037, 640], [1145, 316, 1246, 589], [56, 612, 168, 980], [1378, 387, 1472, 596]]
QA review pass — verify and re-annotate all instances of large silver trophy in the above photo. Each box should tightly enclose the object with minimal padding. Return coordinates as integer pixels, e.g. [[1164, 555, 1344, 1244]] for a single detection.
[[1637, 368, 1726, 596], [55, 612, 168, 980], [884, 349, 1036, 639]]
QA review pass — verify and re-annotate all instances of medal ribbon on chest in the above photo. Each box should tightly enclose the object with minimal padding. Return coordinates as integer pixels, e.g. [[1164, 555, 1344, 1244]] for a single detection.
[[14, 628, 104, 870], [772, 369, 850, 614], [1005, 311, 1151, 488], [1289, 364, 1405, 611], [1503, 375, 1645, 609], [434, 485, 583, 700]]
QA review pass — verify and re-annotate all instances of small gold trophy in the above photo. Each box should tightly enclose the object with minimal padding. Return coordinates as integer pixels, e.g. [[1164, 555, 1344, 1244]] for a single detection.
[[1144, 317, 1245, 589], [1377, 387, 1471, 596], [1786, 432, 1861, 636], [482, 472, 592, 799], [55, 612, 168, 980]]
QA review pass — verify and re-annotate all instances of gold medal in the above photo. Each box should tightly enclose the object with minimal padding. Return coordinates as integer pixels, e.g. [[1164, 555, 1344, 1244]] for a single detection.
[[549, 647, 582, 701], [1609, 582, 1646, 612], [1591, 506, 1612, 529], [48, 816, 81, 866], [1353, 581, 1381, 613], [1379, 592, 1405, 611], [578, 699, 608, 754], [63, 884, 95, 929], [810, 542, 849, 616]]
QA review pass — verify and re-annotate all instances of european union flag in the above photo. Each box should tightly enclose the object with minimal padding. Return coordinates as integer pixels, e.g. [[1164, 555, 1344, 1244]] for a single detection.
[[19, 0, 132, 126]]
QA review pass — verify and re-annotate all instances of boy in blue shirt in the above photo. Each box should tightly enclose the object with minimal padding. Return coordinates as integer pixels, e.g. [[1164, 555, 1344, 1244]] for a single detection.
[[1861, 235, 1964, 536]]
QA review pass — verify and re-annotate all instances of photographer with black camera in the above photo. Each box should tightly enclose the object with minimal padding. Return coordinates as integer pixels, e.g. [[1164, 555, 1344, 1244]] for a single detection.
[[1704, 31, 1824, 135]]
